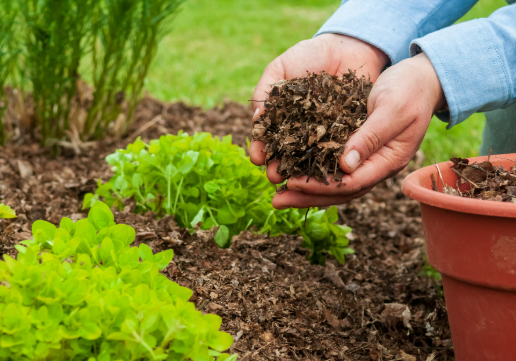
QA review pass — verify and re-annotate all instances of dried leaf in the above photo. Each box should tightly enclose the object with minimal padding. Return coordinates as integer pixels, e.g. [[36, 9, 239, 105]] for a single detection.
[[17, 160, 33, 179], [252, 70, 371, 185], [381, 303, 412, 330], [324, 263, 345, 288], [324, 308, 341, 329], [397, 351, 416, 361], [435, 157, 516, 202]]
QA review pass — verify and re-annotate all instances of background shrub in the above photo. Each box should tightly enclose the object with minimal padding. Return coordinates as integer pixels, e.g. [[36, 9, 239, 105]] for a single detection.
[[0, 0, 184, 146]]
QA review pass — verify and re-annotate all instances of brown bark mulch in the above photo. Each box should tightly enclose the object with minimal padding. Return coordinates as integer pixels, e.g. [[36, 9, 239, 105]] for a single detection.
[[0, 98, 453, 360]]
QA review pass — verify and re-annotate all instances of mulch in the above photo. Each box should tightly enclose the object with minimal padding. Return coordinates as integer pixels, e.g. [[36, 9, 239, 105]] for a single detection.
[[0, 98, 454, 361]]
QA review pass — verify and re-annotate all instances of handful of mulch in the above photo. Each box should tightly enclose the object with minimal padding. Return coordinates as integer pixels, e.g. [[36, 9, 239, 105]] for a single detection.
[[252, 70, 371, 185], [433, 156, 516, 202]]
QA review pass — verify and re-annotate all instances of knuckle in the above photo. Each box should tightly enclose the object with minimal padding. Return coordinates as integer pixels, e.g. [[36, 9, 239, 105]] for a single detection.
[[361, 131, 381, 156]]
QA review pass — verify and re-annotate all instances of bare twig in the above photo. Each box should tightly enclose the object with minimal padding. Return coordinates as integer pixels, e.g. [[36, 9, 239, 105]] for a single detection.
[[127, 114, 162, 142], [434, 161, 445, 188], [430, 173, 438, 191]]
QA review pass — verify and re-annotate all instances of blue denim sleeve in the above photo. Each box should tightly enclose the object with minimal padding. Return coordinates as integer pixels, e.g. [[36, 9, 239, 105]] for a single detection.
[[411, 4, 516, 128], [315, 0, 478, 64]]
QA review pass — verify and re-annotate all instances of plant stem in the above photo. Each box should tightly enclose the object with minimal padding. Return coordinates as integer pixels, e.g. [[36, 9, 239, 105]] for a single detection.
[[172, 177, 183, 215]]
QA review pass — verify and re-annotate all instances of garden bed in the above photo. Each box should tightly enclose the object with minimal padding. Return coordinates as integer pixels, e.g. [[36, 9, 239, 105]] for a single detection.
[[0, 100, 453, 361]]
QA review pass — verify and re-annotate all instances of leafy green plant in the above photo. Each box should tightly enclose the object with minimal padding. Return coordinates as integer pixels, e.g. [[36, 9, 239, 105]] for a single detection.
[[0, 0, 18, 145], [84, 132, 354, 264], [0, 201, 235, 360], [0, 0, 184, 145], [84, 0, 185, 137], [0, 204, 16, 219], [18, 0, 95, 144]]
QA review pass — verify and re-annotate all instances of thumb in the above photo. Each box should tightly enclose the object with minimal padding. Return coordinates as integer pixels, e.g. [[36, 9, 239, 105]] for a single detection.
[[340, 104, 408, 173], [252, 57, 285, 112]]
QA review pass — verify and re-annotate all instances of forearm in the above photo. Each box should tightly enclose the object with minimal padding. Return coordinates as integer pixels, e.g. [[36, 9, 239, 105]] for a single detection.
[[411, 4, 516, 127], [315, 0, 478, 64]]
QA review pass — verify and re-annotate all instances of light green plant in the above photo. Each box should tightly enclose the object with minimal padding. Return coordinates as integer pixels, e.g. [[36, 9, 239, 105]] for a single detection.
[[0, 201, 235, 360], [84, 132, 354, 264], [0, 204, 16, 219]]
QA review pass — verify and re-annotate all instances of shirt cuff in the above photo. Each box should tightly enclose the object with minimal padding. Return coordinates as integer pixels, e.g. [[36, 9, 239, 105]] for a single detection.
[[411, 19, 512, 128], [315, 0, 419, 65]]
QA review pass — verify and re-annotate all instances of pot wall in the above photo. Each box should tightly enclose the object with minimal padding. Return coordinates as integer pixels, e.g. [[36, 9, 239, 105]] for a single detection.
[[402, 154, 516, 361], [421, 203, 516, 291], [442, 275, 516, 361]]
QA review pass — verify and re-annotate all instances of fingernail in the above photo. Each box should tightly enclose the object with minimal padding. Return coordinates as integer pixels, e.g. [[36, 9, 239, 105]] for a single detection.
[[288, 186, 302, 191], [253, 108, 260, 120], [345, 150, 360, 171]]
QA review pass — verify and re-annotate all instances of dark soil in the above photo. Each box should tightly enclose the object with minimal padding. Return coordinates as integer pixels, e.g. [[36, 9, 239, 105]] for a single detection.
[[434, 156, 516, 202], [252, 71, 371, 184], [0, 99, 453, 360]]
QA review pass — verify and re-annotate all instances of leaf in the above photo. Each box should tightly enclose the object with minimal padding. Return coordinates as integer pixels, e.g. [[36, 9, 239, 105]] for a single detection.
[[0, 204, 16, 219], [82, 193, 98, 210], [190, 207, 205, 227], [59, 217, 75, 235], [100, 237, 115, 263], [139, 243, 154, 262], [75, 219, 98, 246], [132, 173, 143, 188], [109, 224, 136, 246], [154, 249, 174, 270], [216, 206, 238, 224], [32, 220, 57, 245], [214, 226, 230, 248], [325, 206, 339, 224], [207, 331, 233, 351], [204, 181, 221, 194], [88, 202, 114, 231]]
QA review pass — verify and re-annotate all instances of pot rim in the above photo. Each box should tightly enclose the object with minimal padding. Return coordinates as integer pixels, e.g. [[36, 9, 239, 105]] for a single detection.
[[402, 153, 516, 218]]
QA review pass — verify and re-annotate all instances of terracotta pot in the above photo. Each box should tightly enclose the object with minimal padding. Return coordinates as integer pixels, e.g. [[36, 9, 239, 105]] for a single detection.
[[402, 154, 516, 361]]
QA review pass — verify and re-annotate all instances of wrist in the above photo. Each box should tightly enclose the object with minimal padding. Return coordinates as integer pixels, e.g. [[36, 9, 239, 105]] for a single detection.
[[412, 53, 446, 112]]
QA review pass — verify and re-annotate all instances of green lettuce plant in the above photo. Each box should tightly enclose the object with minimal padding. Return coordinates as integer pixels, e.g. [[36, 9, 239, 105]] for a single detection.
[[0, 201, 235, 360], [84, 132, 354, 264], [0, 204, 16, 219]]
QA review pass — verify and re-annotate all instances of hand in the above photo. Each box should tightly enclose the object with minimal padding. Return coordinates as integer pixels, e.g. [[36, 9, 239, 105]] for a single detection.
[[271, 53, 446, 209], [250, 34, 389, 167]]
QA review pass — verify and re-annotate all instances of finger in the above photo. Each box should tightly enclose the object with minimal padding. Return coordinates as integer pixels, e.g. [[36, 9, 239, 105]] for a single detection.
[[286, 175, 345, 196], [249, 140, 266, 165], [271, 187, 372, 209], [250, 107, 267, 165], [340, 103, 413, 173], [266, 161, 286, 184]]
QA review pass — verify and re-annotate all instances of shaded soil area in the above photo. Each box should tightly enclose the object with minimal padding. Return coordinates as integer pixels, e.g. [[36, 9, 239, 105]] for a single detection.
[[0, 99, 453, 360]]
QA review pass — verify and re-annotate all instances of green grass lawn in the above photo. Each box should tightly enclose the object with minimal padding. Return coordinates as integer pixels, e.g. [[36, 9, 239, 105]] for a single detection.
[[146, 0, 506, 164]]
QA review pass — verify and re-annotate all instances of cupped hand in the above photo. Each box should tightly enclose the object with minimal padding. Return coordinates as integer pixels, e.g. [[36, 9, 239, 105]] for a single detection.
[[272, 53, 447, 209], [250, 34, 389, 168]]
